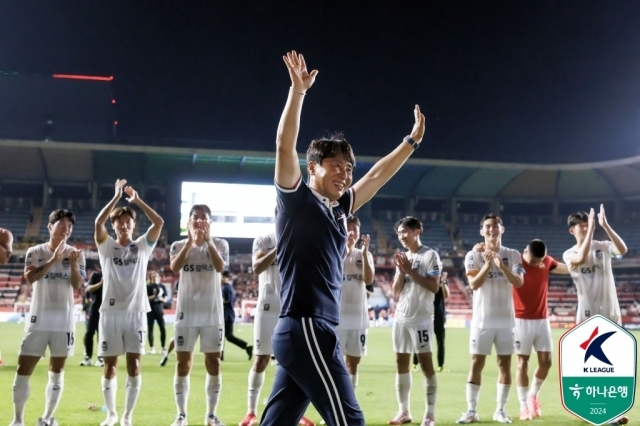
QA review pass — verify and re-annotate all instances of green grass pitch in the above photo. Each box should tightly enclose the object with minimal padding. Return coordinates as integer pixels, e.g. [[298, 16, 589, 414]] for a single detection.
[[0, 323, 637, 425]]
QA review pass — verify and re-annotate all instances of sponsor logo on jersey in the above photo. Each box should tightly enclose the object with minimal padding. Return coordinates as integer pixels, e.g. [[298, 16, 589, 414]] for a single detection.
[[130, 244, 139, 254], [356, 259, 363, 269], [595, 249, 603, 259], [113, 257, 138, 266], [502, 257, 509, 267], [182, 264, 214, 272], [62, 258, 70, 268]]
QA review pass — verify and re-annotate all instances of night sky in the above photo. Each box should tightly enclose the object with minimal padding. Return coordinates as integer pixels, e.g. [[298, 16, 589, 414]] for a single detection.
[[1, 1, 639, 163]]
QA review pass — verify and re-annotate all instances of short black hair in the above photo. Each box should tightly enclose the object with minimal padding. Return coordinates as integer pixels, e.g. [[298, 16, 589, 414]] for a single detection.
[[189, 204, 212, 218], [109, 206, 136, 223], [394, 216, 423, 233], [347, 216, 361, 227], [480, 213, 503, 227], [221, 270, 231, 278], [306, 133, 356, 168], [567, 212, 588, 228], [527, 239, 547, 259], [48, 209, 75, 225]]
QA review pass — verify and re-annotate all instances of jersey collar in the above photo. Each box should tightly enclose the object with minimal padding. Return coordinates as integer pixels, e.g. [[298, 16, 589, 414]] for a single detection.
[[309, 185, 339, 208]]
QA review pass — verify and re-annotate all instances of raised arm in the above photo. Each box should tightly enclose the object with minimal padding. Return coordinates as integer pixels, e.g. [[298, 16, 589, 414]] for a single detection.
[[124, 186, 164, 244], [0, 228, 13, 265], [351, 106, 425, 212], [275, 51, 319, 189], [598, 204, 628, 256], [361, 235, 375, 285], [95, 179, 126, 244], [68, 250, 85, 290], [568, 208, 595, 268], [253, 247, 277, 276]]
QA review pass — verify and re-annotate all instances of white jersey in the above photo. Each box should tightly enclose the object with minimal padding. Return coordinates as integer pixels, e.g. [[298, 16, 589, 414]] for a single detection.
[[253, 233, 281, 318], [98, 232, 156, 313], [337, 247, 373, 330], [171, 237, 229, 327], [563, 240, 622, 324], [465, 246, 523, 329], [24, 243, 86, 332], [395, 246, 442, 326]]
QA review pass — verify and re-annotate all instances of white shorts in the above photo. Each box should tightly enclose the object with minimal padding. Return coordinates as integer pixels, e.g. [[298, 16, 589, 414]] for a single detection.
[[393, 320, 433, 354], [99, 312, 146, 357], [254, 313, 278, 355], [513, 318, 553, 355], [19, 330, 75, 358], [470, 327, 514, 355], [337, 329, 368, 357], [174, 325, 224, 353]]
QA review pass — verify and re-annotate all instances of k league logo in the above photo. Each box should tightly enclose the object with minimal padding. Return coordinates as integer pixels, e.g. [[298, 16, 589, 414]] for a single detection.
[[559, 315, 637, 425]]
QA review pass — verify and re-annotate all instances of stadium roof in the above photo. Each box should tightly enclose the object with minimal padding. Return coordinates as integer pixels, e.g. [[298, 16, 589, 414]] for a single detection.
[[2, 139, 640, 201]]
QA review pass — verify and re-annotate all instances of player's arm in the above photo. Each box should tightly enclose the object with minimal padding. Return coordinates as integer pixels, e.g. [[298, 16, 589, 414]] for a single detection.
[[392, 267, 405, 298], [550, 262, 570, 275], [467, 251, 493, 290], [275, 51, 318, 189], [441, 273, 450, 298], [124, 186, 164, 244], [0, 227, 14, 265], [598, 204, 627, 256], [24, 240, 66, 284], [95, 179, 126, 244], [568, 208, 595, 268], [361, 235, 375, 285], [351, 107, 425, 212], [252, 248, 276, 275], [496, 256, 524, 288], [85, 279, 103, 293], [68, 250, 85, 290]]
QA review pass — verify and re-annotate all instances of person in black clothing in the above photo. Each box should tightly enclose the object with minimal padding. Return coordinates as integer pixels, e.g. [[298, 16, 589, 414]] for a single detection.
[[413, 271, 450, 371], [146, 270, 167, 355], [221, 271, 252, 360], [81, 270, 104, 367]]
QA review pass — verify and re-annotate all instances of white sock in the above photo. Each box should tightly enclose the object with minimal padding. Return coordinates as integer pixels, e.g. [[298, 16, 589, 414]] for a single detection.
[[466, 383, 480, 412], [124, 375, 142, 419], [496, 383, 510, 411], [528, 377, 544, 397], [395, 372, 412, 415], [101, 377, 117, 416], [43, 371, 64, 422], [205, 374, 222, 416], [424, 375, 437, 419], [517, 386, 528, 410], [350, 373, 359, 389], [247, 370, 264, 414], [12, 374, 30, 423], [174, 374, 190, 416]]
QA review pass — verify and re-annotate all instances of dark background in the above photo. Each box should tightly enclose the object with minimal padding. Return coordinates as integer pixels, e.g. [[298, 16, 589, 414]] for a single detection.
[[1, 1, 639, 163]]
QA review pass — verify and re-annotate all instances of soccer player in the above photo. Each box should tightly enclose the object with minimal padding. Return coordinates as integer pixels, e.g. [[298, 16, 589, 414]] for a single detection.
[[146, 270, 167, 355], [95, 179, 164, 426], [457, 214, 524, 424], [564, 206, 630, 426], [10, 209, 85, 426], [563, 205, 627, 325], [259, 50, 426, 426], [508, 239, 569, 420], [0, 226, 14, 264], [337, 216, 374, 391], [168, 204, 228, 426], [389, 217, 441, 426], [80, 270, 105, 367], [221, 271, 253, 357]]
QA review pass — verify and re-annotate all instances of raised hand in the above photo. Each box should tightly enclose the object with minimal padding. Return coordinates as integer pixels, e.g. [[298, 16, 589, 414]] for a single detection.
[[114, 179, 127, 199], [597, 203, 608, 227], [52, 239, 66, 261], [283, 51, 318, 92], [409, 105, 426, 144], [187, 221, 197, 242], [394, 252, 412, 274], [201, 221, 211, 241], [68, 249, 80, 266], [588, 207, 596, 231], [482, 250, 494, 265], [124, 186, 139, 204], [361, 234, 371, 252]]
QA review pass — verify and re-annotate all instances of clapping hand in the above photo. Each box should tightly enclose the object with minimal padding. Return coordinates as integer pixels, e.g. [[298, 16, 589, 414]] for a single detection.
[[124, 186, 139, 204], [394, 252, 412, 274], [361, 234, 371, 252]]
